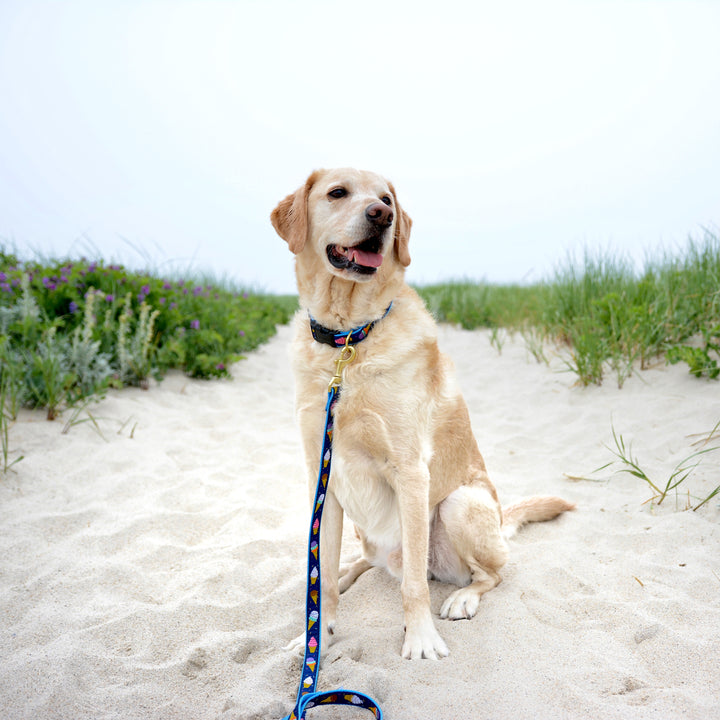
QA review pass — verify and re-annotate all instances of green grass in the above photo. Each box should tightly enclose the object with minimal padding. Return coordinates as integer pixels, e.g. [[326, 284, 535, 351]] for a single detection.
[[0, 250, 297, 427], [597, 422, 720, 510], [416, 229, 720, 387]]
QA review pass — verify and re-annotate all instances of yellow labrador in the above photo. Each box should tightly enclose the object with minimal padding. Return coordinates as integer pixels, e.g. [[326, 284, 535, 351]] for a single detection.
[[271, 168, 574, 660]]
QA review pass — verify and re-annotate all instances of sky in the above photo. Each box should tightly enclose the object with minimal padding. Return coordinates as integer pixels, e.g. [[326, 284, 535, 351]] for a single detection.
[[0, 0, 718, 294]]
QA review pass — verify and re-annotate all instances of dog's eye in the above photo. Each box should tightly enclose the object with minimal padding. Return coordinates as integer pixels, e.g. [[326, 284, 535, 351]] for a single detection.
[[381, 195, 392, 206], [328, 187, 347, 199]]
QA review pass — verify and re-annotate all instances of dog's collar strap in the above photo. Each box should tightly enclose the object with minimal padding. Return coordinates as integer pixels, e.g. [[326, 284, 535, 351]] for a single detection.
[[309, 303, 392, 347]]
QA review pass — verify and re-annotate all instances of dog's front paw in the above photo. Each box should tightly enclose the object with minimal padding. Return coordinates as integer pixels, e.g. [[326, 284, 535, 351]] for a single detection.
[[401, 616, 449, 660], [283, 626, 333, 657], [283, 631, 307, 655]]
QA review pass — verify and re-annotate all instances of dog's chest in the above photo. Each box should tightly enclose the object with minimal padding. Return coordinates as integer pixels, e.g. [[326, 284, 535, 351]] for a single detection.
[[331, 453, 402, 550]]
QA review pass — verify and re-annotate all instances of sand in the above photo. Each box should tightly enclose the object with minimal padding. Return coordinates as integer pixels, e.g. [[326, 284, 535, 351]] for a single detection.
[[1, 323, 719, 720]]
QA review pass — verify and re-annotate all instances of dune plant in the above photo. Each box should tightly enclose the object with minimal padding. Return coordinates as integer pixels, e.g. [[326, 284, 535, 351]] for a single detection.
[[666, 324, 720, 379], [0, 372, 23, 473], [598, 422, 720, 510], [25, 327, 76, 420], [0, 249, 296, 418], [117, 294, 159, 389], [416, 230, 720, 387], [66, 288, 114, 398]]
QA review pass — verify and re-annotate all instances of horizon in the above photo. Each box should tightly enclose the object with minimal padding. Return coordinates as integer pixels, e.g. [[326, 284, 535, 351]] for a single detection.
[[1, 0, 718, 294]]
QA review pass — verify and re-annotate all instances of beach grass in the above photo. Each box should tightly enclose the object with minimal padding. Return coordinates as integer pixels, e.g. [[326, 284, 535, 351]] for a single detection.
[[594, 421, 720, 510], [416, 229, 720, 387]]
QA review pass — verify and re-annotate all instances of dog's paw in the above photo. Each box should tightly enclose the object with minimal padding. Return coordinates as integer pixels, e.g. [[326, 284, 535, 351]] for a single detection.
[[338, 557, 373, 593], [401, 617, 449, 660], [440, 587, 481, 620], [283, 632, 306, 655], [283, 628, 332, 657]]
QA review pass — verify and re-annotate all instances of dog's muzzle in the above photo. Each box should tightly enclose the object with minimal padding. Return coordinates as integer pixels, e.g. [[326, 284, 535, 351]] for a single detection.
[[326, 202, 393, 275]]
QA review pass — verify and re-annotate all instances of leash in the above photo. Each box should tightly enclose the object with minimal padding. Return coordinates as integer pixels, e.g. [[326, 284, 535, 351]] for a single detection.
[[282, 309, 391, 720]]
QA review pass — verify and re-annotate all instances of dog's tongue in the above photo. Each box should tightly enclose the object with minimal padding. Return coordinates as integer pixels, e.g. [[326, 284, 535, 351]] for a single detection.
[[349, 247, 383, 268]]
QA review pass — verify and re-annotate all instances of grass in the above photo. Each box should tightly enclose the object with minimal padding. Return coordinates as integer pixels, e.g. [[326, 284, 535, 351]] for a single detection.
[[0, 249, 297, 438], [595, 422, 720, 510], [416, 229, 720, 387]]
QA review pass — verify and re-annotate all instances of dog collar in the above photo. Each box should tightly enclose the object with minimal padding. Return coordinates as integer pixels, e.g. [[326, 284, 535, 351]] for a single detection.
[[309, 303, 393, 347]]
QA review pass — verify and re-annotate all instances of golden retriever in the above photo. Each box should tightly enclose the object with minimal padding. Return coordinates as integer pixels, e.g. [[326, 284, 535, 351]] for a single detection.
[[271, 168, 574, 660]]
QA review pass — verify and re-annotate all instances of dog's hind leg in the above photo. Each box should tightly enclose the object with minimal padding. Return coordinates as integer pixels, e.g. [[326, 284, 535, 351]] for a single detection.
[[432, 485, 509, 620], [339, 557, 373, 593], [338, 527, 387, 592]]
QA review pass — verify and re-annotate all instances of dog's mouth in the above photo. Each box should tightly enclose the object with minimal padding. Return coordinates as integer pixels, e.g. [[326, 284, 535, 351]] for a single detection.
[[326, 237, 385, 275]]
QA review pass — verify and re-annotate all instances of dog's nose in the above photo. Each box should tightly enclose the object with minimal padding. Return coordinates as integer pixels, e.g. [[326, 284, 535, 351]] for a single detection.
[[365, 202, 394, 227]]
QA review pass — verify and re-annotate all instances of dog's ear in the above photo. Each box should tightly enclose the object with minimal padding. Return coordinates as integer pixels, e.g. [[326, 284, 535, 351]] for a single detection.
[[389, 182, 412, 267], [270, 171, 320, 254]]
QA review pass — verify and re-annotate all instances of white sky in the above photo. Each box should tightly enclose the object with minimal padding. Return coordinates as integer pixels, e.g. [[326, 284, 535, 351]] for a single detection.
[[0, 0, 718, 293]]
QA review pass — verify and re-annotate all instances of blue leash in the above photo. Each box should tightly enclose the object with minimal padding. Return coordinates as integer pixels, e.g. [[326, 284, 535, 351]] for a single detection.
[[283, 313, 390, 720]]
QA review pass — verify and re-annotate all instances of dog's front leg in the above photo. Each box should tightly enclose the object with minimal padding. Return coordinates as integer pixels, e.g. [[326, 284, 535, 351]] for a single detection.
[[397, 466, 449, 660], [319, 489, 343, 644]]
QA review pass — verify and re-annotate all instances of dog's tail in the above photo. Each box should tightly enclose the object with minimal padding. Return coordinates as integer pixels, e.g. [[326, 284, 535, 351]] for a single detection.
[[502, 496, 576, 539]]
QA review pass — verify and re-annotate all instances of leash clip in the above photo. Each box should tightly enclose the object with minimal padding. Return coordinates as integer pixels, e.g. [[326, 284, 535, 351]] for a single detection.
[[328, 334, 356, 391]]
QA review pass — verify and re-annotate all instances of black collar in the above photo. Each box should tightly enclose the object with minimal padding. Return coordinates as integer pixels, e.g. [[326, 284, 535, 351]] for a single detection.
[[309, 303, 393, 347]]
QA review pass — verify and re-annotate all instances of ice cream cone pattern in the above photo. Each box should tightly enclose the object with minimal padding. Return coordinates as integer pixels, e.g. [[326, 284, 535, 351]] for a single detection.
[[310, 541, 318, 560], [307, 609, 319, 630]]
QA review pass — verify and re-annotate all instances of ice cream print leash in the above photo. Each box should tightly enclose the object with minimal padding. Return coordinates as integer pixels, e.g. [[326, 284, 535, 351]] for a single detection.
[[282, 319, 388, 720]]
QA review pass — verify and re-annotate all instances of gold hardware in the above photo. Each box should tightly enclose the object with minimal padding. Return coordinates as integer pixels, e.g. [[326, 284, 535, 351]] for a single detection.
[[328, 335, 357, 391]]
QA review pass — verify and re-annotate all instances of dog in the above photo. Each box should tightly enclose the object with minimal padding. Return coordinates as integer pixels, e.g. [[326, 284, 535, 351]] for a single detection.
[[271, 168, 574, 660]]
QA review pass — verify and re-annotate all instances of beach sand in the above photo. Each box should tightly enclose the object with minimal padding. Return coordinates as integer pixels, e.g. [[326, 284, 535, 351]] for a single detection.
[[1, 324, 719, 720]]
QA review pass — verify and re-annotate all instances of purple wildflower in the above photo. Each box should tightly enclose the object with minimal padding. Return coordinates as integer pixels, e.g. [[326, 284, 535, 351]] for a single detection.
[[106, 294, 114, 302], [193, 286, 203, 296], [69, 301, 79, 313], [1, 283, 11, 293], [216, 363, 225, 371], [169, 302, 177, 310], [163, 282, 172, 290], [159, 297, 166, 304], [141, 284, 150, 295], [190, 319, 200, 330], [0, 272, 6, 282], [238, 330, 245, 337]]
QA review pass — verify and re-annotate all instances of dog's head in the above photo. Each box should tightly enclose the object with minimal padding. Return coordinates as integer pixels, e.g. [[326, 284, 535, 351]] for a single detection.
[[271, 168, 412, 283]]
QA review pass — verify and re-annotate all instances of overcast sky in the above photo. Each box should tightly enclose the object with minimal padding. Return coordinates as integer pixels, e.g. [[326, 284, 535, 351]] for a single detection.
[[0, 0, 718, 293]]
